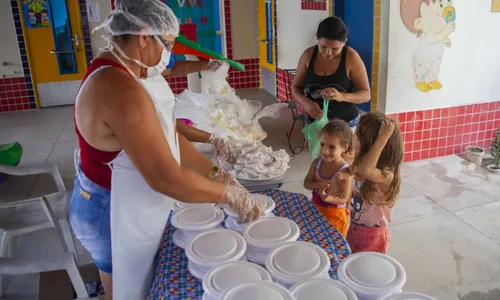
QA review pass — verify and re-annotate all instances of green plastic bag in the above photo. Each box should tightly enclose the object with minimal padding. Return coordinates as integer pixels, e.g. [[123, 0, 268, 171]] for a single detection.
[[302, 99, 329, 160]]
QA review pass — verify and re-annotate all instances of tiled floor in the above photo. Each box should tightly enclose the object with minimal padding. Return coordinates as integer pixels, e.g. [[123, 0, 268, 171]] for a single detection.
[[1, 89, 500, 300]]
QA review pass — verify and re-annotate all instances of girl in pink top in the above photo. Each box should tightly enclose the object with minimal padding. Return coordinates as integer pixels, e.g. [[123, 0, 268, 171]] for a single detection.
[[344, 112, 403, 254]]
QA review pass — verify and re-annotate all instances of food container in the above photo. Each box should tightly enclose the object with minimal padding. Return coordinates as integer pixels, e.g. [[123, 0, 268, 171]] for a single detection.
[[382, 292, 436, 300], [172, 200, 214, 212], [224, 212, 275, 234], [171, 206, 224, 248], [202, 261, 273, 300], [185, 228, 247, 280], [219, 281, 295, 300], [242, 217, 300, 265], [224, 194, 276, 218], [338, 252, 406, 300], [265, 241, 330, 288], [290, 278, 358, 300]]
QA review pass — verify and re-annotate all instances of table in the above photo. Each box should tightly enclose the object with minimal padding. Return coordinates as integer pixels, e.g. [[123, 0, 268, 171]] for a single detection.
[[148, 189, 351, 300]]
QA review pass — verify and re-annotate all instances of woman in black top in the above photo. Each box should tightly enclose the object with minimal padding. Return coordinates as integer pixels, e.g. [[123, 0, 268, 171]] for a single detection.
[[292, 17, 370, 129]]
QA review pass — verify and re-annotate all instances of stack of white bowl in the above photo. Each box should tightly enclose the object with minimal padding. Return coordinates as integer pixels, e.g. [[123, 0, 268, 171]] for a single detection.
[[242, 217, 300, 265], [265, 241, 331, 288], [172, 200, 214, 213], [382, 293, 436, 300], [219, 281, 295, 300], [290, 278, 358, 300], [185, 228, 247, 280], [171, 205, 224, 249], [202, 261, 273, 300], [224, 194, 276, 233], [337, 252, 407, 300]]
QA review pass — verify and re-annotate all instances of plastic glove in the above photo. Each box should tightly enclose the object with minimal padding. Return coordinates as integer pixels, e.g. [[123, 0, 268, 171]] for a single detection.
[[208, 134, 232, 156], [212, 168, 242, 188], [219, 185, 263, 223], [202, 60, 223, 72]]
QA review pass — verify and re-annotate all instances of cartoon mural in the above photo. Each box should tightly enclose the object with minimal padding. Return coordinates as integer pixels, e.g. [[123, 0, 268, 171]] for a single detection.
[[22, 0, 51, 28], [400, 0, 456, 92]]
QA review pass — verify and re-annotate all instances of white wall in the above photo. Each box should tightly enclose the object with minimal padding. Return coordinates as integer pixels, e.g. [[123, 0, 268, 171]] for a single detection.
[[384, 0, 500, 114], [86, 0, 111, 57], [376, 0, 390, 113], [276, 0, 328, 69], [0, 1, 23, 78]]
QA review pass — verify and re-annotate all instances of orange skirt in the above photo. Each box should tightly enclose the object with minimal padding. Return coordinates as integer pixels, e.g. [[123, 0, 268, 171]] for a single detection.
[[313, 203, 350, 237]]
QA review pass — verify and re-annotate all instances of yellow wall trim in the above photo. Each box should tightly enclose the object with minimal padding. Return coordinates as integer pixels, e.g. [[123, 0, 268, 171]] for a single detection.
[[371, 0, 381, 111]]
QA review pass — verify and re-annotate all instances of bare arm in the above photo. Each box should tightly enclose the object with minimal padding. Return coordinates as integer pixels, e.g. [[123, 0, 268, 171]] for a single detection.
[[178, 133, 215, 176], [357, 121, 395, 185], [321, 176, 352, 205], [162, 60, 209, 77], [292, 49, 323, 119], [303, 159, 328, 191], [176, 119, 211, 143], [431, 22, 455, 44], [104, 77, 226, 204], [342, 49, 370, 104]]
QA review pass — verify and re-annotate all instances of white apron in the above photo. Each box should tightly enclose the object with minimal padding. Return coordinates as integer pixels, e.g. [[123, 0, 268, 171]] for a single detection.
[[110, 74, 180, 299]]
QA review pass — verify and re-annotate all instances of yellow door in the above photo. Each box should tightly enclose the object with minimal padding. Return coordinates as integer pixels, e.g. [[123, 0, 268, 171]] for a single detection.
[[19, 0, 88, 107], [258, 0, 276, 96]]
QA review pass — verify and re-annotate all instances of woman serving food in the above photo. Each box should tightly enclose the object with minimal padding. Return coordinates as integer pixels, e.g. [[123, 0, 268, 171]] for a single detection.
[[70, 0, 261, 299]]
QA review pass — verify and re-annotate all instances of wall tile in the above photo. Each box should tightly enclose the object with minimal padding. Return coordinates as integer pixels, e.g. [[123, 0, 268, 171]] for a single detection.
[[301, 0, 327, 11]]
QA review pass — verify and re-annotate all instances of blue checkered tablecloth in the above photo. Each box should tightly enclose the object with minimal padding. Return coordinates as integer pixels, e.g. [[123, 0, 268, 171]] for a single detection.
[[148, 189, 351, 300]]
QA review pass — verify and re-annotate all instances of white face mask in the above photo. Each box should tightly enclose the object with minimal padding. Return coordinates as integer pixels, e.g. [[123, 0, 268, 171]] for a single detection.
[[147, 48, 171, 78]]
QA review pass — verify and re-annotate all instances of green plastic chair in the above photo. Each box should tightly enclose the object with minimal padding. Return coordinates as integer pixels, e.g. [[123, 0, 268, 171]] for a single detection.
[[0, 142, 23, 166]]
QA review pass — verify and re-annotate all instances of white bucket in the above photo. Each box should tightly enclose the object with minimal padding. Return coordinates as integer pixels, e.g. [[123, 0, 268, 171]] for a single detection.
[[465, 146, 485, 165]]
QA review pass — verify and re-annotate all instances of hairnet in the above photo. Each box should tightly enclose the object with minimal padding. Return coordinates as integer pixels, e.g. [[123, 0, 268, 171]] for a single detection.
[[94, 0, 180, 37]]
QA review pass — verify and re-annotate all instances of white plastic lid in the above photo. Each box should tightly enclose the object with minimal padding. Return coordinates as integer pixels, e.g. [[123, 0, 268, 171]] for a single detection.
[[225, 216, 245, 233], [225, 194, 276, 217], [203, 261, 272, 298], [171, 206, 224, 231], [219, 281, 295, 300], [174, 201, 214, 211], [188, 260, 206, 280], [265, 241, 330, 285], [186, 228, 247, 267], [290, 278, 357, 300], [338, 252, 406, 297], [382, 292, 436, 300], [243, 217, 300, 249]]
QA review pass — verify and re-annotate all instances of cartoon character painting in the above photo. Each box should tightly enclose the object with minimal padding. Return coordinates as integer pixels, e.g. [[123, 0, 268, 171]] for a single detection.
[[40, 10, 50, 27], [400, 0, 456, 92], [28, 9, 37, 26]]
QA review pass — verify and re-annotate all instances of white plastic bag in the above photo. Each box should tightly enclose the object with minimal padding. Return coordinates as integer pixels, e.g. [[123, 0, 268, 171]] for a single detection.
[[201, 62, 233, 95]]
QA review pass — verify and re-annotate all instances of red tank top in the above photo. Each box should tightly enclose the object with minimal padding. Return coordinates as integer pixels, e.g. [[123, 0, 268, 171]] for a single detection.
[[75, 58, 132, 190]]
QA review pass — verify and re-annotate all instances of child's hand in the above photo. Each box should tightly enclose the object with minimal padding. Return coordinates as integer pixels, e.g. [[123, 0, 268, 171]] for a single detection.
[[317, 179, 331, 190], [379, 119, 395, 139]]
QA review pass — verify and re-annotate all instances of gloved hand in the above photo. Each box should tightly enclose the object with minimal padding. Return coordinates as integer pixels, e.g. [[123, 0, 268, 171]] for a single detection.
[[202, 60, 223, 72], [219, 185, 263, 223], [212, 167, 242, 188], [208, 134, 231, 156]]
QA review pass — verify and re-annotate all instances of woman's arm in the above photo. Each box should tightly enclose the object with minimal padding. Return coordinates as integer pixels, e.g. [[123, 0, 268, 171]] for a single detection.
[[321, 48, 371, 104], [104, 80, 226, 204], [291, 49, 323, 119], [357, 120, 395, 185], [162, 60, 209, 77], [176, 120, 211, 143]]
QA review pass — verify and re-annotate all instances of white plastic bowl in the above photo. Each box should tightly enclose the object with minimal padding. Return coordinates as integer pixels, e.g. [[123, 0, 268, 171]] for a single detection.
[[290, 278, 358, 300], [338, 252, 406, 300], [224, 213, 276, 234], [185, 228, 247, 279], [382, 292, 436, 300], [219, 281, 295, 300], [202, 261, 272, 300], [173, 200, 214, 212], [265, 241, 330, 288]]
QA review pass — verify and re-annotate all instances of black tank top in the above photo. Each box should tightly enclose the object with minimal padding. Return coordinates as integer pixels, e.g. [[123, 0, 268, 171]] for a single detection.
[[303, 46, 358, 122]]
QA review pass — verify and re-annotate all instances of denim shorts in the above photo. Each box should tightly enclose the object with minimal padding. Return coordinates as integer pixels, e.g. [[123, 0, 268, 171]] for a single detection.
[[69, 167, 112, 274]]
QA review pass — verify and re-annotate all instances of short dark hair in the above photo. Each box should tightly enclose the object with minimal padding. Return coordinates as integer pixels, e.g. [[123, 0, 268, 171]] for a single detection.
[[316, 17, 348, 41], [321, 119, 353, 151]]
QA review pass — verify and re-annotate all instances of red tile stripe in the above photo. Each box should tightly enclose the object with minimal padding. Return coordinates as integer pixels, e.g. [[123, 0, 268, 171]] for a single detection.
[[276, 68, 305, 114], [224, 0, 233, 59], [387, 101, 500, 162], [0, 77, 31, 112], [301, 0, 327, 11]]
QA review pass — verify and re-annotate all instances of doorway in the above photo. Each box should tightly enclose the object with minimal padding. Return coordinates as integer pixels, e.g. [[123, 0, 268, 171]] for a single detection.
[[20, 0, 88, 107], [335, 0, 374, 112], [258, 0, 276, 96]]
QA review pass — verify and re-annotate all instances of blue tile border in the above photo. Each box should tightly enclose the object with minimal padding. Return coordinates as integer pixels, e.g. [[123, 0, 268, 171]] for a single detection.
[[10, 0, 36, 106]]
